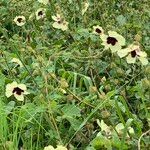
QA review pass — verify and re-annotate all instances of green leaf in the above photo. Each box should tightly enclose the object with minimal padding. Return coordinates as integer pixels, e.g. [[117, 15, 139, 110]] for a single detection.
[[4, 101, 16, 115], [0, 71, 5, 91], [66, 116, 81, 130], [61, 104, 81, 117], [106, 90, 116, 99], [116, 15, 126, 26], [91, 134, 112, 150]]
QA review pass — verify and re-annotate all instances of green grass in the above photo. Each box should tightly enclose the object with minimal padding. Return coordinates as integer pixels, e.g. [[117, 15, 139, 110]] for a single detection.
[[0, 0, 150, 149]]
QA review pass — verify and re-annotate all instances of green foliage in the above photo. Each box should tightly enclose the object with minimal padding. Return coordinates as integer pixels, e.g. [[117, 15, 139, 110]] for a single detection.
[[0, 0, 150, 149]]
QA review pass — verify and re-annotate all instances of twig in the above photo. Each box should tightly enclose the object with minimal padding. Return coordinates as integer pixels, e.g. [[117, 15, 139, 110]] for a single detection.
[[138, 129, 150, 150]]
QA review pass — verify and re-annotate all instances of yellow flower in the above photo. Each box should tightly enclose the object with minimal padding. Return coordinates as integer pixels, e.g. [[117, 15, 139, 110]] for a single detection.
[[36, 8, 46, 20], [11, 58, 23, 67], [82, 1, 89, 15], [55, 145, 68, 150], [52, 14, 68, 31], [117, 44, 148, 65], [14, 16, 26, 26], [38, 0, 49, 5], [44, 145, 55, 150], [44, 145, 67, 150], [93, 25, 104, 35], [100, 31, 125, 53], [5, 81, 29, 101]]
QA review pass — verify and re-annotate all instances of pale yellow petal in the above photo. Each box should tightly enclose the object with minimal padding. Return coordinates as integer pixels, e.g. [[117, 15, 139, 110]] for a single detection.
[[93, 25, 104, 35], [14, 93, 24, 101], [116, 34, 125, 46], [101, 41, 109, 50], [110, 44, 121, 53], [38, 0, 49, 5], [44, 145, 55, 150], [6, 81, 18, 94], [52, 22, 61, 29], [108, 31, 125, 46], [18, 84, 27, 91], [99, 120, 111, 134], [129, 44, 139, 51], [128, 127, 134, 135], [24, 91, 29, 95], [138, 57, 148, 65], [11, 58, 23, 67], [61, 24, 68, 31], [56, 145, 68, 150], [138, 51, 147, 57], [115, 123, 124, 134], [117, 48, 129, 58], [52, 15, 57, 21], [35, 8, 46, 20], [14, 16, 26, 26], [5, 90, 13, 98], [126, 54, 136, 64], [100, 34, 108, 42], [52, 14, 61, 21], [108, 31, 118, 36]]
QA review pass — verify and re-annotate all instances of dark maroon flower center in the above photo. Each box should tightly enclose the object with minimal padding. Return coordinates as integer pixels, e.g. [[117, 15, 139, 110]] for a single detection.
[[131, 50, 139, 58], [58, 20, 61, 24], [13, 87, 24, 95], [107, 37, 118, 46], [95, 28, 101, 34], [17, 18, 23, 23], [57, 19, 64, 24], [38, 11, 43, 16], [131, 50, 136, 57]]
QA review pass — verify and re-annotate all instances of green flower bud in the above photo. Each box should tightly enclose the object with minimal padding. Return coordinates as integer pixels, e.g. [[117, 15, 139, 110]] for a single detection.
[[101, 110, 110, 118]]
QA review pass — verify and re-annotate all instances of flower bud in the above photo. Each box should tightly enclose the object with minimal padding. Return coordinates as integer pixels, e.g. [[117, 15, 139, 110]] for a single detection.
[[60, 78, 69, 88], [66, 94, 74, 101], [134, 34, 141, 42], [101, 110, 110, 118], [89, 86, 97, 93], [105, 84, 111, 91], [101, 76, 106, 83], [141, 78, 150, 89], [110, 62, 117, 68], [116, 68, 124, 76], [145, 66, 150, 75], [59, 88, 67, 94]]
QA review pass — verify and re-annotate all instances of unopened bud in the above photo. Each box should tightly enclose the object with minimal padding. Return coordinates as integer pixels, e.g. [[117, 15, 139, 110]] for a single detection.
[[110, 62, 117, 68], [59, 88, 67, 94], [49, 73, 56, 79], [116, 68, 124, 76], [89, 86, 97, 93], [141, 78, 150, 89], [67, 94, 74, 101], [101, 76, 106, 83], [60, 78, 69, 88], [105, 84, 111, 91], [101, 110, 110, 118], [134, 34, 141, 42]]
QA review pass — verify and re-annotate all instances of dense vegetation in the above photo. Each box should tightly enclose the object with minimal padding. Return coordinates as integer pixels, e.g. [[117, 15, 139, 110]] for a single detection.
[[0, 0, 149, 149]]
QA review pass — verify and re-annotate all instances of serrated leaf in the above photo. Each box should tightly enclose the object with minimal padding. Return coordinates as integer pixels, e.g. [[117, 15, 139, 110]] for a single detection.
[[61, 104, 81, 117]]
